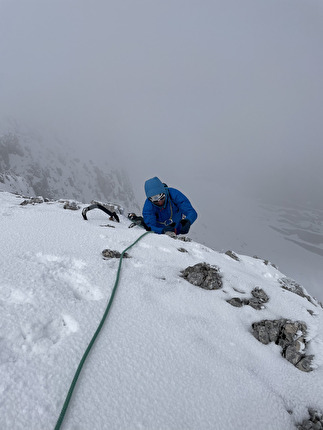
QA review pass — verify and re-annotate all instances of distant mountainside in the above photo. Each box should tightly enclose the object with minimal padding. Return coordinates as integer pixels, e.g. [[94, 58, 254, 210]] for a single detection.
[[0, 122, 139, 212], [188, 181, 323, 303]]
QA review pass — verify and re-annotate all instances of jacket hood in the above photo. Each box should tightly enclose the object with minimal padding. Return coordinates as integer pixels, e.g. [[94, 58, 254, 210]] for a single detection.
[[144, 177, 165, 198]]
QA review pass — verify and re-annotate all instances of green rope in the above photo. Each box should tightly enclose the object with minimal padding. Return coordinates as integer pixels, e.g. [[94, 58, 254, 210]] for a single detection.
[[54, 231, 151, 430]]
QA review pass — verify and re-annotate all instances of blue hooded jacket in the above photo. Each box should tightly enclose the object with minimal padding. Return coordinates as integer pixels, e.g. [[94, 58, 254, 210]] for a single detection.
[[143, 177, 197, 234]]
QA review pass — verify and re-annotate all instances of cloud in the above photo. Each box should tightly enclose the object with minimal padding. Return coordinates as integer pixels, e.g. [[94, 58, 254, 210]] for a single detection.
[[1, 0, 322, 209]]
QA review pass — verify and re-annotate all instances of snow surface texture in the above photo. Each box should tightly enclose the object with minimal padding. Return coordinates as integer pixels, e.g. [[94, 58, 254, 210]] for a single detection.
[[0, 191, 323, 430]]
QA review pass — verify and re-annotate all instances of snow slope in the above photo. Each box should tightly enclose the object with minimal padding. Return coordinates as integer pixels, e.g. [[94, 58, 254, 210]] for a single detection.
[[0, 191, 323, 430]]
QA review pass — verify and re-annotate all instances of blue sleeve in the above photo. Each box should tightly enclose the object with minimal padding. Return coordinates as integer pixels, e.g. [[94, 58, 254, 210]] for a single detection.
[[142, 199, 165, 234], [169, 188, 197, 225]]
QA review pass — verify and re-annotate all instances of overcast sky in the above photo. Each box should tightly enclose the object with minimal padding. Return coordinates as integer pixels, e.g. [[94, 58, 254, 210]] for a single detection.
[[1, 0, 323, 211]]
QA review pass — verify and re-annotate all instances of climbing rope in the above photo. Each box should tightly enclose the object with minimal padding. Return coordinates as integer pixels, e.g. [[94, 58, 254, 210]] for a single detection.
[[54, 231, 151, 430]]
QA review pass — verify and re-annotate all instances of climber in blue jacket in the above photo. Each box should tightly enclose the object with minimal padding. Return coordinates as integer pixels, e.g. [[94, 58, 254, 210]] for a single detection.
[[143, 176, 197, 235]]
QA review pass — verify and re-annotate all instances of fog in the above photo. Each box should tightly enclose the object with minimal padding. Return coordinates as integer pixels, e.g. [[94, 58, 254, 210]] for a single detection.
[[1, 0, 322, 210]]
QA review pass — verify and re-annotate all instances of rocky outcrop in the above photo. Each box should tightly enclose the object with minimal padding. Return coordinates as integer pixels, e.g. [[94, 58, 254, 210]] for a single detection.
[[20, 197, 80, 211], [225, 250, 240, 261], [101, 249, 130, 259], [20, 196, 48, 205], [178, 247, 188, 253], [253, 255, 278, 269], [297, 409, 323, 429], [252, 319, 313, 372], [181, 261, 316, 373], [62, 201, 80, 210], [227, 287, 269, 310], [180, 263, 223, 290], [279, 277, 317, 306]]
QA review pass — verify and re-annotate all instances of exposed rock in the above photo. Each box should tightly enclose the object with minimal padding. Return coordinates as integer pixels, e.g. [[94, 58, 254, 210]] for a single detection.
[[247, 297, 265, 310], [101, 249, 130, 259], [297, 409, 323, 429], [253, 255, 278, 269], [252, 319, 313, 372], [178, 247, 188, 253], [20, 196, 47, 205], [279, 277, 316, 306], [165, 232, 192, 242], [180, 263, 222, 290], [227, 297, 244, 307], [62, 200, 80, 210], [251, 287, 269, 301], [232, 287, 246, 294], [225, 250, 240, 261], [227, 287, 269, 310], [178, 236, 192, 242], [164, 231, 177, 239]]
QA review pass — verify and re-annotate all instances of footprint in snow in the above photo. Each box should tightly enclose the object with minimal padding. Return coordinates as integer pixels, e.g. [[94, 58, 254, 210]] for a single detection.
[[0, 284, 33, 304], [19, 314, 79, 355], [36, 253, 103, 301], [0, 314, 78, 360]]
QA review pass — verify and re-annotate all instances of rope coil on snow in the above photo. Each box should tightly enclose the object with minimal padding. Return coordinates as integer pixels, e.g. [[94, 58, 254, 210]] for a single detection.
[[54, 231, 151, 430]]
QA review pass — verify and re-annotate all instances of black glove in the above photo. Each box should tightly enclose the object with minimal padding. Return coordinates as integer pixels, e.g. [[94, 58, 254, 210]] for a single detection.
[[163, 223, 176, 233], [179, 219, 191, 234]]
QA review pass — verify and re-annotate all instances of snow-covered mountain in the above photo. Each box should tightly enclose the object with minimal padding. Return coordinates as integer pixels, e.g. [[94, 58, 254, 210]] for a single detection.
[[1, 191, 322, 430], [0, 121, 139, 212], [2, 121, 322, 307]]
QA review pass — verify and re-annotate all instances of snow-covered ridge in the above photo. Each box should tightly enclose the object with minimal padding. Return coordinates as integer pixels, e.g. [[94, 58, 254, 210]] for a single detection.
[[0, 123, 138, 211], [0, 191, 322, 430]]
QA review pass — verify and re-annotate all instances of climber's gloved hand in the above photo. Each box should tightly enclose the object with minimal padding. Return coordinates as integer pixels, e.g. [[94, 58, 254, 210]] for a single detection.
[[178, 219, 191, 235], [162, 223, 176, 234]]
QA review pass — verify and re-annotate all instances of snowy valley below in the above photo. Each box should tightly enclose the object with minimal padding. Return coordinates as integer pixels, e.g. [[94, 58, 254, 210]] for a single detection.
[[1, 191, 323, 430]]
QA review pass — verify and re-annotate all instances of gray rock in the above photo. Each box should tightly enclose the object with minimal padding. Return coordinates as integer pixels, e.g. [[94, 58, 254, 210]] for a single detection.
[[227, 287, 269, 310], [180, 263, 222, 290], [63, 200, 80, 210], [178, 236, 192, 242], [102, 249, 130, 259], [296, 355, 315, 372], [164, 231, 177, 239], [247, 297, 265, 310], [279, 277, 316, 306], [251, 287, 270, 303], [225, 250, 240, 261], [252, 319, 313, 372], [253, 255, 278, 269], [284, 344, 303, 365], [297, 409, 323, 429], [165, 232, 192, 241], [254, 324, 270, 344], [227, 297, 244, 307], [20, 196, 45, 205]]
